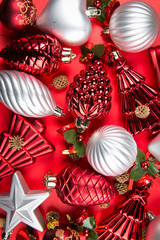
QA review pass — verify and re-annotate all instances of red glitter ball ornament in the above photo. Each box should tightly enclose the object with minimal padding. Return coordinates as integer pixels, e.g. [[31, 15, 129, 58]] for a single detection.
[[0, 0, 37, 31], [55, 164, 117, 207], [0, 34, 75, 76], [67, 60, 112, 128]]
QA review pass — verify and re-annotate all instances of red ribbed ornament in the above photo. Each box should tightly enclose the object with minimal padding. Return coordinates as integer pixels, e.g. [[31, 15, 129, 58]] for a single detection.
[[97, 188, 149, 240], [55, 164, 117, 207], [67, 60, 112, 124], [0, 34, 74, 76], [0, 0, 37, 31]]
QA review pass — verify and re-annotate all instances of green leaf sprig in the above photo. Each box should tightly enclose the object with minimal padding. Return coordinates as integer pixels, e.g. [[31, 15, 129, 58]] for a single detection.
[[80, 44, 105, 62], [130, 149, 158, 181]]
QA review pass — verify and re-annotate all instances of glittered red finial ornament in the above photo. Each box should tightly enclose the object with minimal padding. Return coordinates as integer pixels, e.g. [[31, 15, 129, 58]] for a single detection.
[[0, 114, 54, 180], [67, 59, 112, 131], [43, 164, 117, 207], [0, 0, 37, 31], [0, 34, 76, 76], [108, 50, 160, 135]]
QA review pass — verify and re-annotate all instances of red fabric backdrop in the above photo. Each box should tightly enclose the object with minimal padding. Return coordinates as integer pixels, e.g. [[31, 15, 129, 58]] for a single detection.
[[0, 0, 160, 239]]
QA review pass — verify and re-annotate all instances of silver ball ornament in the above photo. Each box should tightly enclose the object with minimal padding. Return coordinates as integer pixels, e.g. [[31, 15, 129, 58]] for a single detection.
[[109, 1, 160, 52], [36, 0, 92, 46], [0, 70, 64, 118], [86, 125, 137, 177]]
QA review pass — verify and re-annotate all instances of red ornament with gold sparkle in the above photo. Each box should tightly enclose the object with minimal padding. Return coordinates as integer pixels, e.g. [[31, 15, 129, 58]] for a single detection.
[[0, 34, 76, 76], [0, 0, 37, 31], [66, 59, 112, 131]]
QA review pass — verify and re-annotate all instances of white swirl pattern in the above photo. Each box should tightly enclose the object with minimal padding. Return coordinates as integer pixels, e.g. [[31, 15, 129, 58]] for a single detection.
[[0, 70, 60, 118], [86, 125, 137, 176]]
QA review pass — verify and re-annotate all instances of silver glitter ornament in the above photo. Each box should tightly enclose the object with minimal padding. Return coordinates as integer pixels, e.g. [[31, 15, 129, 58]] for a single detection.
[[86, 125, 137, 177], [109, 1, 160, 53], [0, 171, 51, 234], [0, 70, 64, 118], [36, 0, 92, 46]]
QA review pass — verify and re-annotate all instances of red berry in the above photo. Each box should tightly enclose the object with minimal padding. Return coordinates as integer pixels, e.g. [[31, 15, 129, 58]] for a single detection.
[[86, 52, 94, 60], [141, 161, 149, 169], [94, 0, 101, 7], [76, 134, 84, 142]]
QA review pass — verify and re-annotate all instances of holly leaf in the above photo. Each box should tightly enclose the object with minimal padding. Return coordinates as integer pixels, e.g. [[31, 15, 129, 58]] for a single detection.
[[72, 223, 84, 233], [87, 230, 98, 240], [63, 129, 77, 144], [80, 46, 91, 57], [96, 7, 106, 23], [89, 216, 96, 229], [130, 165, 146, 181], [74, 141, 85, 157], [101, 0, 112, 7], [87, 0, 95, 7], [136, 148, 145, 165], [146, 162, 159, 175], [91, 44, 105, 57]]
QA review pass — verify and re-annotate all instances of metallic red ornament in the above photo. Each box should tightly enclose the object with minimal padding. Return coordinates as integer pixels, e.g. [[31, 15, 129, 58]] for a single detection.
[[0, 0, 37, 31], [54, 164, 117, 207], [109, 51, 160, 135], [43, 224, 80, 240], [0, 34, 76, 76], [67, 60, 112, 130], [16, 227, 39, 240], [104, 0, 120, 26], [97, 188, 149, 240], [149, 46, 160, 89], [0, 114, 54, 179]]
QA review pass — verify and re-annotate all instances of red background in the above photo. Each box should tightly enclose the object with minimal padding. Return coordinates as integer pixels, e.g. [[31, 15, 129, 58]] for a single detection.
[[0, 0, 160, 239]]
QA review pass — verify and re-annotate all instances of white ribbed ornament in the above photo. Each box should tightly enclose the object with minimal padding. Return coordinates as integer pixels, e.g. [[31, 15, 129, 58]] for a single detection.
[[109, 1, 160, 53], [86, 125, 137, 177], [0, 70, 64, 118]]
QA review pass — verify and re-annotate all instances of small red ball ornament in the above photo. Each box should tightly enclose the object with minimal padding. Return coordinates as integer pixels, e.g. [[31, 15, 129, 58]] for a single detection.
[[94, 0, 101, 8], [141, 161, 150, 169], [0, 0, 37, 31], [76, 134, 84, 142]]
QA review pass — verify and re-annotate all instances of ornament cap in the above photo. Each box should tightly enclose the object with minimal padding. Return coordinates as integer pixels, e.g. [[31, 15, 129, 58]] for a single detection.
[[146, 211, 155, 221], [43, 171, 57, 189], [62, 48, 76, 63], [52, 106, 65, 117], [86, 7, 101, 17]]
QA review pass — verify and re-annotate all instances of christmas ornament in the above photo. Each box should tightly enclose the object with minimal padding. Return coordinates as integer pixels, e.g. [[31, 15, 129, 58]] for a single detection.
[[0, 114, 54, 180], [149, 46, 160, 89], [114, 182, 128, 195], [0, 70, 65, 118], [145, 212, 160, 240], [0, 34, 76, 76], [16, 226, 39, 240], [148, 134, 160, 162], [0, 0, 37, 31], [115, 172, 129, 184], [109, 1, 160, 52], [86, 125, 137, 177], [0, 171, 51, 234], [43, 164, 117, 206], [36, 0, 92, 46], [109, 50, 160, 135], [52, 75, 68, 89], [96, 188, 149, 240], [67, 59, 112, 131]]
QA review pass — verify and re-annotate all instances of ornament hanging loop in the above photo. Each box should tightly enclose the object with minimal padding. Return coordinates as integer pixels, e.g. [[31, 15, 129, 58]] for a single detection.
[[86, 7, 101, 17], [62, 48, 76, 63]]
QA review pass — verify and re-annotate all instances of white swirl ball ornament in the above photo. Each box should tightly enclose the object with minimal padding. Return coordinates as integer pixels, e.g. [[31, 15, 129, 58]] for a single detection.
[[86, 125, 137, 177], [109, 1, 160, 53]]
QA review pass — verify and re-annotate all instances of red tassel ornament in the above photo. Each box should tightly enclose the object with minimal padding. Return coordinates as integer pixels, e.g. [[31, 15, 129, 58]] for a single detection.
[[109, 51, 160, 135], [43, 164, 117, 207], [0, 34, 76, 76]]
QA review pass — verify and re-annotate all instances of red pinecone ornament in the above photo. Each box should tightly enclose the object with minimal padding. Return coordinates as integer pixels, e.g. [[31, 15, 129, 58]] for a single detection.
[[0, 34, 75, 76], [55, 164, 117, 207], [97, 189, 149, 240], [110, 51, 160, 135], [0, 114, 54, 179], [67, 60, 112, 124]]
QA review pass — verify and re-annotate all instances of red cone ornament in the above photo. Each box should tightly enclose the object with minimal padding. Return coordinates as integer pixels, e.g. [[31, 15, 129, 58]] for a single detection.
[[67, 60, 112, 130], [97, 188, 149, 240], [0, 114, 54, 180], [109, 51, 160, 135], [0, 34, 76, 76], [54, 164, 117, 207], [0, 0, 37, 31]]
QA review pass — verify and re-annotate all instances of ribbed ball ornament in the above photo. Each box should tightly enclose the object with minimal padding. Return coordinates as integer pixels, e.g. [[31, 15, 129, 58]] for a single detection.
[[0, 70, 64, 118], [86, 125, 137, 177], [109, 1, 160, 53]]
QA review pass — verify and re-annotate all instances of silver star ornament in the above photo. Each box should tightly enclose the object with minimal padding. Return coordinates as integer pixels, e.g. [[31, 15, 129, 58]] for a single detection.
[[0, 171, 51, 234]]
